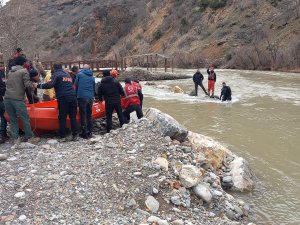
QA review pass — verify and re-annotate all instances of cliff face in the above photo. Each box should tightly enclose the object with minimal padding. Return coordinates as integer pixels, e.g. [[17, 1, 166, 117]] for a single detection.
[[1, 0, 299, 70]]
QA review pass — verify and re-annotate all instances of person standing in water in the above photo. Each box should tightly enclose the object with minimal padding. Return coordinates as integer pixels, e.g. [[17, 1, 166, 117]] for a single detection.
[[207, 66, 217, 98], [220, 82, 232, 101], [193, 69, 208, 96]]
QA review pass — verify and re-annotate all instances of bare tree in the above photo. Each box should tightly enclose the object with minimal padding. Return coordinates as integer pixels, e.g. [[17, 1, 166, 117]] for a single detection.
[[266, 40, 280, 69], [0, 0, 36, 60]]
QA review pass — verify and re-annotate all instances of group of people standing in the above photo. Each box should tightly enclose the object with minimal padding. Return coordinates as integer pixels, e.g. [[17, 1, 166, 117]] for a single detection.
[[0, 48, 144, 144], [193, 66, 232, 101]]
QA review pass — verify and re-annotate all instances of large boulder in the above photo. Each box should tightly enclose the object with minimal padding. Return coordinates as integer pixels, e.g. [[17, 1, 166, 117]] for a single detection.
[[145, 108, 188, 142], [187, 132, 226, 169], [174, 86, 184, 93], [228, 157, 255, 192]]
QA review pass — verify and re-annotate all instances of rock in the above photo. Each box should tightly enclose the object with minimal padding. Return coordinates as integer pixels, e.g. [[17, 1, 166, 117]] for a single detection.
[[172, 219, 184, 225], [145, 108, 188, 142], [14, 192, 26, 198], [174, 86, 184, 93], [145, 196, 160, 213], [212, 190, 223, 197], [148, 216, 161, 223], [170, 188, 191, 208], [126, 198, 137, 208], [222, 176, 232, 183], [228, 157, 254, 192], [179, 165, 202, 188], [158, 220, 169, 225], [46, 139, 59, 146], [182, 146, 192, 153], [170, 196, 181, 206], [136, 208, 150, 217], [148, 216, 169, 225], [209, 212, 216, 217], [153, 157, 169, 171], [193, 183, 212, 203], [187, 132, 226, 169], [165, 136, 172, 142], [13, 142, 37, 149], [18, 215, 27, 221], [134, 172, 142, 176], [0, 154, 8, 161], [106, 142, 118, 148], [152, 187, 159, 194]]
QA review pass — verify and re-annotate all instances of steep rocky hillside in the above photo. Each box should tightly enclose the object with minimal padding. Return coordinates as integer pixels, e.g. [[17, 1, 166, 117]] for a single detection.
[[0, 0, 300, 70]]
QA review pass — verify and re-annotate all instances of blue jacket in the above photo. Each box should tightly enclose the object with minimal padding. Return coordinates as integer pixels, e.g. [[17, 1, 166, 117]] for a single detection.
[[75, 69, 95, 99], [38, 69, 76, 100]]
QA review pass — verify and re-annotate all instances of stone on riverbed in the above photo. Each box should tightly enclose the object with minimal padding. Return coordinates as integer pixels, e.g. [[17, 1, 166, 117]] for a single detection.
[[228, 157, 255, 192], [145, 108, 188, 142], [187, 131, 226, 169]]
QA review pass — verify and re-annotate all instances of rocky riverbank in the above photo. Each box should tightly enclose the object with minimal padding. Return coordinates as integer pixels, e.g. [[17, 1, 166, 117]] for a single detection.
[[0, 108, 255, 225], [95, 69, 191, 81]]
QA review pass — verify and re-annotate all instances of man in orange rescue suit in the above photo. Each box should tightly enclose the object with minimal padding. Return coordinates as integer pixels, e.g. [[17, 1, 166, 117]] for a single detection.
[[207, 66, 217, 98], [123, 78, 143, 123], [35, 63, 79, 140]]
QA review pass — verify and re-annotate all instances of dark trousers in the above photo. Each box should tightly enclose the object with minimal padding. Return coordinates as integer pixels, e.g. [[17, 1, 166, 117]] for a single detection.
[[26, 88, 39, 104], [123, 104, 144, 124], [138, 92, 144, 108], [105, 102, 124, 133], [0, 101, 7, 136], [222, 96, 232, 101], [78, 98, 93, 135], [57, 97, 78, 138], [195, 82, 208, 96]]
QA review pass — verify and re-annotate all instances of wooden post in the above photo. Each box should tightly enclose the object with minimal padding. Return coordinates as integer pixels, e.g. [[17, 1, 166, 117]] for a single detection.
[[165, 58, 167, 72], [172, 58, 174, 73], [146, 55, 149, 71], [115, 54, 118, 69], [155, 54, 157, 71], [150, 55, 153, 72]]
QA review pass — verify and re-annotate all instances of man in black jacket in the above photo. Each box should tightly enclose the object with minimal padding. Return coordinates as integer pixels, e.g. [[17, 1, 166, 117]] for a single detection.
[[0, 68, 7, 143], [193, 69, 208, 96], [35, 63, 79, 140], [220, 82, 232, 101], [98, 70, 124, 133]]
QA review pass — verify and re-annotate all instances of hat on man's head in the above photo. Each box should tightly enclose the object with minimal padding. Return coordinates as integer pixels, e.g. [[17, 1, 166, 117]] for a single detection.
[[103, 70, 110, 77], [125, 78, 131, 84], [16, 47, 23, 53], [71, 65, 79, 72], [110, 69, 119, 77], [209, 66, 214, 70], [29, 69, 38, 78]]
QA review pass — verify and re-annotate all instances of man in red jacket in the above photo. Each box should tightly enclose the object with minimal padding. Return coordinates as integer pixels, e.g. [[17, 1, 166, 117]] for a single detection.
[[123, 78, 143, 123], [207, 66, 217, 98]]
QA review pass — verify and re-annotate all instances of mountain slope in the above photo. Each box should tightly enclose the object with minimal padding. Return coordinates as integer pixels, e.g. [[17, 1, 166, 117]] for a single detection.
[[0, 0, 299, 70]]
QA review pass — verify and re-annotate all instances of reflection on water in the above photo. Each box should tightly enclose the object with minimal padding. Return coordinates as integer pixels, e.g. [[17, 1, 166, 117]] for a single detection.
[[142, 69, 300, 225]]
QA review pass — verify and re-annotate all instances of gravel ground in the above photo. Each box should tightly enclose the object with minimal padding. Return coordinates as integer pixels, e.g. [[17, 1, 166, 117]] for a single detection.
[[0, 117, 253, 225]]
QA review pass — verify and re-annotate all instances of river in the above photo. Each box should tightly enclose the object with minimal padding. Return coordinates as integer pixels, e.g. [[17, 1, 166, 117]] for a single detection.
[[141, 69, 300, 225]]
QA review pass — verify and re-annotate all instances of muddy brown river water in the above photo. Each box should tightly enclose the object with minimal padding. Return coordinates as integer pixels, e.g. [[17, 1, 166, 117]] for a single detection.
[[141, 69, 300, 225]]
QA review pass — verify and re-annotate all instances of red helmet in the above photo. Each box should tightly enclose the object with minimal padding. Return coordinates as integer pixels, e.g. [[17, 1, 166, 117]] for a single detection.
[[110, 69, 119, 77]]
